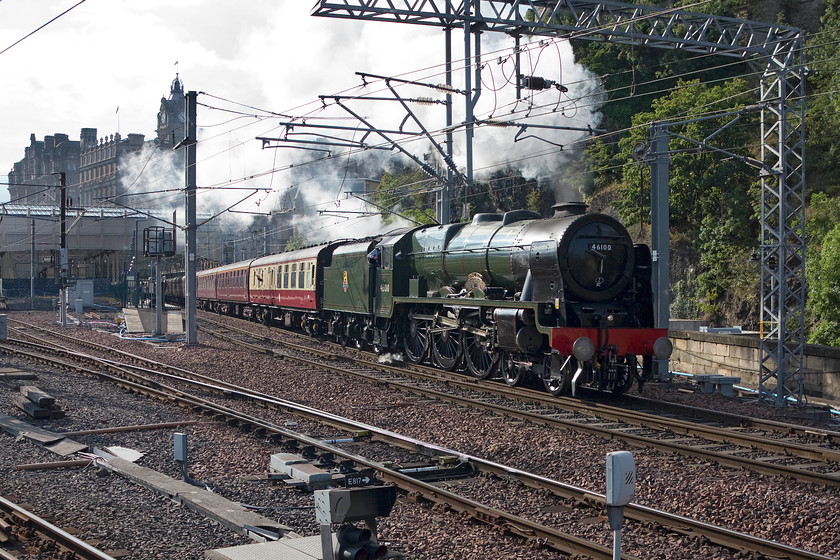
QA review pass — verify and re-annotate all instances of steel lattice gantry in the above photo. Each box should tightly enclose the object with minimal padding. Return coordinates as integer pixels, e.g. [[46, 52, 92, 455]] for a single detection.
[[311, 0, 807, 406]]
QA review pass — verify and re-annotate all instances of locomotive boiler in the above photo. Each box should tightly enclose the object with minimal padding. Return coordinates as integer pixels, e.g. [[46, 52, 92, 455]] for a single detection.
[[179, 202, 671, 397]]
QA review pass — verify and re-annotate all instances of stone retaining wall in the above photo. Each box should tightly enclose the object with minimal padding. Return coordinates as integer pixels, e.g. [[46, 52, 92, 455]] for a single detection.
[[669, 330, 840, 404]]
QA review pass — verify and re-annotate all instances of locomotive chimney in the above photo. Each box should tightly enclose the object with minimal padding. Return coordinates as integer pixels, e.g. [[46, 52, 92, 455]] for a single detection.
[[552, 202, 588, 218]]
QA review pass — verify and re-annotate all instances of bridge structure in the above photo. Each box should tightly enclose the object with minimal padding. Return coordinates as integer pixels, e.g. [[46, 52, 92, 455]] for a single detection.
[[311, 0, 807, 407]]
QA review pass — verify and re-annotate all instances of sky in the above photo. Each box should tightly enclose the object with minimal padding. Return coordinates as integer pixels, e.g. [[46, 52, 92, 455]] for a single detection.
[[0, 1, 604, 241]]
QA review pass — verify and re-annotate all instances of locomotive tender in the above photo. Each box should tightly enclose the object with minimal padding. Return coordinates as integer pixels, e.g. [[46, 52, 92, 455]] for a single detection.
[[171, 202, 671, 396]]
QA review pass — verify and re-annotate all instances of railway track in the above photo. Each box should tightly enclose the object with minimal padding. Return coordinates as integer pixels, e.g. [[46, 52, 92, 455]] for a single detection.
[[0, 495, 118, 560], [190, 315, 840, 487], [2, 318, 836, 560], [3, 324, 628, 559]]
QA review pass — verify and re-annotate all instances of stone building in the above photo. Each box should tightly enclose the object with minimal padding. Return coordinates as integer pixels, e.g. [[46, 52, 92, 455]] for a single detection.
[[8, 76, 187, 209], [0, 76, 198, 288], [7, 133, 80, 206], [156, 74, 186, 150], [76, 130, 146, 208]]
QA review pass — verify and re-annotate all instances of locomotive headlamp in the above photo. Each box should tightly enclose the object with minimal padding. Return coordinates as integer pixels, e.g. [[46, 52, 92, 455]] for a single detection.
[[607, 314, 615, 322], [653, 337, 673, 360], [572, 336, 595, 362]]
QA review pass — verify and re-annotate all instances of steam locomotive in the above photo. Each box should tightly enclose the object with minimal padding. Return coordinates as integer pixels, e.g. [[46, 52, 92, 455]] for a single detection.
[[166, 202, 671, 396]]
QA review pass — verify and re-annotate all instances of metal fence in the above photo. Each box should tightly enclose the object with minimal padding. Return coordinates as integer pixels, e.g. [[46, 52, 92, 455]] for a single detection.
[[0, 278, 112, 298]]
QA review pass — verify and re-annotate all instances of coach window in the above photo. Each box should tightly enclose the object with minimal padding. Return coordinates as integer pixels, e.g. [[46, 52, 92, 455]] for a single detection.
[[291, 263, 297, 289], [283, 265, 289, 289], [310, 264, 315, 289], [298, 264, 305, 288]]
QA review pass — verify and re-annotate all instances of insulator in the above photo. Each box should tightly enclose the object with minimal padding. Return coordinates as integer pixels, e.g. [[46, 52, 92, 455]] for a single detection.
[[521, 75, 552, 90], [414, 97, 436, 105], [483, 119, 508, 127], [435, 83, 456, 92], [519, 75, 568, 92]]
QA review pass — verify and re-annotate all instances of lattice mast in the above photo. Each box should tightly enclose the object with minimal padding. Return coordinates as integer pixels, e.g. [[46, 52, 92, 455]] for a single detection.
[[311, 0, 807, 406]]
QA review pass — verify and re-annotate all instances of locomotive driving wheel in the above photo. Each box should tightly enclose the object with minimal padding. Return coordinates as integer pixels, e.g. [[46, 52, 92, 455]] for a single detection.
[[499, 352, 527, 387], [404, 318, 429, 364], [431, 327, 462, 371], [462, 330, 497, 379], [542, 354, 574, 396]]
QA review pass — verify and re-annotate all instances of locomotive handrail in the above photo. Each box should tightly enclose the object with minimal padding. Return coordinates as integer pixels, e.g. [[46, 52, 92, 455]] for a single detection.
[[403, 243, 529, 257]]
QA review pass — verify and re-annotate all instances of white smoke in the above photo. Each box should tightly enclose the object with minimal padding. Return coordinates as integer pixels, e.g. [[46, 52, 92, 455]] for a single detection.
[[117, 143, 184, 216], [378, 352, 405, 365], [0, 3, 605, 235]]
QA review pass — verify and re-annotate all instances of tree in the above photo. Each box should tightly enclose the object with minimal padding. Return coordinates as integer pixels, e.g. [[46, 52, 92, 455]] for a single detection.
[[805, 193, 840, 343], [806, 0, 840, 193], [802, 0, 840, 344], [372, 165, 437, 225], [807, 223, 840, 345], [284, 232, 308, 251], [610, 78, 760, 320]]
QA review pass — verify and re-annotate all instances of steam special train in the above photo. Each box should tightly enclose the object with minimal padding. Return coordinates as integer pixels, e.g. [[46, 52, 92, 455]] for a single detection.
[[165, 202, 672, 396]]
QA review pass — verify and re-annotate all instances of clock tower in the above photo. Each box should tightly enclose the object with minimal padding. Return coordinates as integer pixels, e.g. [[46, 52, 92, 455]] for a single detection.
[[156, 74, 186, 149]]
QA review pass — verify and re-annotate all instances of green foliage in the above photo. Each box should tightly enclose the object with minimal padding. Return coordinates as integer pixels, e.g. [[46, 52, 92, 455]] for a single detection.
[[373, 166, 436, 225], [807, 224, 840, 345], [569, 5, 751, 134], [670, 267, 699, 319], [525, 187, 552, 215], [606, 77, 760, 318], [800, 0, 840, 345], [284, 232, 308, 251], [582, 139, 622, 193], [805, 193, 840, 342], [468, 166, 555, 217], [806, 0, 840, 193], [614, 78, 758, 231], [808, 193, 840, 245]]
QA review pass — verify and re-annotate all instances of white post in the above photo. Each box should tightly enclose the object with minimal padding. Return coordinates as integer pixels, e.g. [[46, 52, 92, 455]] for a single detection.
[[606, 451, 636, 560]]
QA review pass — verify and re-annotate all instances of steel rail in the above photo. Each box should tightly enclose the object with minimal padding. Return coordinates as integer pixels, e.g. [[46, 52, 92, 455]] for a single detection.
[[2, 331, 833, 560], [617, 392, 840, 440], [10, 318, 840, 482], [0, 495, 118, 560], [373, 355, 840, 464], [194, 320, 840, 486], [0, 337, 626, 560], [197, 315, 840, 449]]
